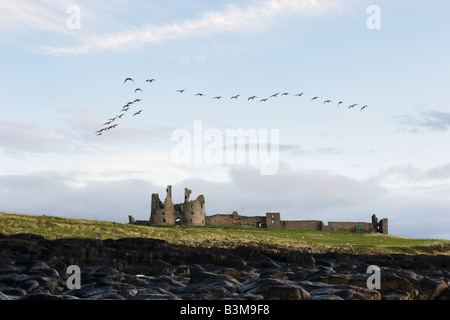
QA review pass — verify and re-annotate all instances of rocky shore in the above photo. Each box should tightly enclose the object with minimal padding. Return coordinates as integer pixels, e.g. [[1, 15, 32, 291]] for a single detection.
[[0, 233, 449, 300]]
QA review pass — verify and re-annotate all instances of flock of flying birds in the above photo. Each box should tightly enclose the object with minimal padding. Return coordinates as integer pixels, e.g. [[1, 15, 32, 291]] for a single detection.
[[95, 77, 370, 136], [95, 77, 151, 136]]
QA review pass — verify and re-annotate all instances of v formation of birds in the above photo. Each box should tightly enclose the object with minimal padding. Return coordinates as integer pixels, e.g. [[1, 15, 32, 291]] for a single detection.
[[95, 77, 370, 136]]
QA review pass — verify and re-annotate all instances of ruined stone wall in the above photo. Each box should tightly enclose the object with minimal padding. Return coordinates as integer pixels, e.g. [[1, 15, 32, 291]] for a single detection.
[[206, 212, 266, 228], [378, 218, 388, 234], [281, 220, 324, 230], [198, 212, 386, 234], [326, 222, 375, 233]]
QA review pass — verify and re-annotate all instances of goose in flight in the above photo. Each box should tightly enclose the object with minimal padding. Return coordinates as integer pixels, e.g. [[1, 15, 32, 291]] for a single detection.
[[116, 114, 124, 118], [361, 105, 369, 111], [213, 96, 222, 99], [270, 92, 280, 98], [248, 96, 257, 100], [133, 110, 143, 116], [281, 92, 289, 96], [311, 96, 319, 101], [260, 98, 268, 102], [133, 99, 141, 103], [195, 93, 205, 96], [231, 95, 240, 99], [348, 104, 357, 109], [103, 121, 112, 126], [295, 92, 305, 97], [338, 101, 343, 106], [135, 88, 143, 92], [323, 100, 332, 104], [124, 78, 133, 83], [176, 89, 185, 93], [146, 79, 155, 82]]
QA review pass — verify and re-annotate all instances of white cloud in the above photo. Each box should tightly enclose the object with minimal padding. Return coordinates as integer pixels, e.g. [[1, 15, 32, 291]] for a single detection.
[[0, 1, 68, 34], [0, 171, 156, 222], [0, 0, 128, 34], [37, 0, 342, 55], [394, 110, 450, 133], [0, 120, 72, 154]]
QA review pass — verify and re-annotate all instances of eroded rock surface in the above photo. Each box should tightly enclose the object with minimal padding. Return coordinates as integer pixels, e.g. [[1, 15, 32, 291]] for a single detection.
[[0, 233, 449, 300]]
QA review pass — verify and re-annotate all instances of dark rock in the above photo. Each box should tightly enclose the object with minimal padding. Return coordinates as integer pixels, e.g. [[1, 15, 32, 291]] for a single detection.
[[188, 252, 217, 265], [175, 265, 191, 277], [307, 271, 350, 285], [150, 260, 177, 275], [63, 282, 99, 298], [233, 246, 257, 260], [219, 268, 242, 277], [381, 271, 415, 293], [190, 270, 240, 286], [284, 252, 316, 266], [381, 290, 413, 300], [259, 269, 296, 280], [190, 271, 220, 284], [312, 286, 380, 300], [437, 287, 450, 300], [20, 293, 65, 300], [88, 292, 126, 300], [80, 266, 124, 284], [416, 276, 448, 300], [21, 259, 50, 271], [0, 273, 24, 287], [175, 281, 236, 300], [132, 292, 181, 300], [240, 278, 310, 300], [0, 259, 16, 274], [2, 233, 449, 301], [247, 251, 281, 269], [0, 292, 10, 300], [34, 276, 60, 294], [18, 279, 40, 293], [219, 254, 247, 269], [233, 292, 264, 300], [81, 258, 119, 269], [109, 238, 167, 251], [0, 286, 27, 297]]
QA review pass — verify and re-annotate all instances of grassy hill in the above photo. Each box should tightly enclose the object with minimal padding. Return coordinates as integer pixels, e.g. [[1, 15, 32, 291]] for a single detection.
[[1, 212, 449, 255]]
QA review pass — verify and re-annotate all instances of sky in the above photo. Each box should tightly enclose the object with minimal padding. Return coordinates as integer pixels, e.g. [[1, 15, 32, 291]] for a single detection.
[[0, 0, 449, 239]]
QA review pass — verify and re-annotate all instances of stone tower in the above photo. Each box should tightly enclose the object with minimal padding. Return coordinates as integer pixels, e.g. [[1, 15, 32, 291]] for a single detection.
[[149, 186, 205, 226], [182, 188, 206, 226], [266, 212, 281, 229], [149, 185, 175, 225]]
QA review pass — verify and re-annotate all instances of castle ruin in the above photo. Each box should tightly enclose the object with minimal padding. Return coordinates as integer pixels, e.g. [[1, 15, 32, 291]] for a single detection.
[[138, 186, 388, 234], [149, 185, 206, 226]]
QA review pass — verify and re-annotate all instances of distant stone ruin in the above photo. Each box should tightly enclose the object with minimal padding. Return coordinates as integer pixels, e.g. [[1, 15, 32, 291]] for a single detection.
[[207, 211, 388, 234], [149, 185, 206, 226], [130, 185, 388, 234]]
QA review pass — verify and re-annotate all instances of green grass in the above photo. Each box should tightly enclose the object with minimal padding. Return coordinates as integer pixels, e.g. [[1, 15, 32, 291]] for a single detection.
[[1, 212, 449, 255]]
